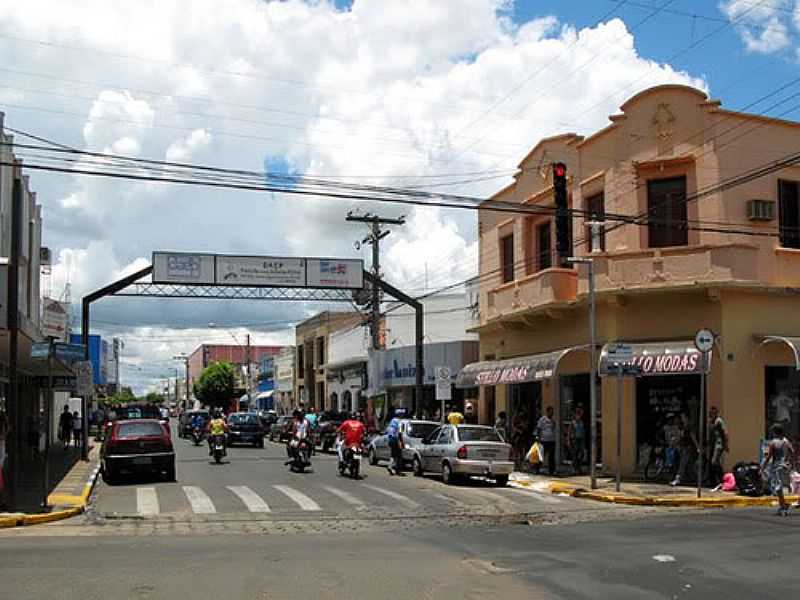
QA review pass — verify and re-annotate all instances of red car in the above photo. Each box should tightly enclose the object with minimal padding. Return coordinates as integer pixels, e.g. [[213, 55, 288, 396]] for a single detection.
[[102, 419, 176, 483]]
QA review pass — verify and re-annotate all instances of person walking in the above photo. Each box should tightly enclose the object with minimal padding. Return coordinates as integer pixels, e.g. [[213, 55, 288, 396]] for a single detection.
[[671, 413, 697, 486], [761, 423, 794, 516], [72, 411, 83, 450], [570, 405, 587, 475], [495, 411, 508, 442], [385, 412, 403, 476], [536, 406, 557, 476], [708, 406, 729, 489], [58, 405, 73, 448]]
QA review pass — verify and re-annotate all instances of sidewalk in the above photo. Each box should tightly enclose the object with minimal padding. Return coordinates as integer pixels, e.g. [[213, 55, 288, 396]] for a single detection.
[[510, 472, 799, 508], [0, 443, 100, 528]]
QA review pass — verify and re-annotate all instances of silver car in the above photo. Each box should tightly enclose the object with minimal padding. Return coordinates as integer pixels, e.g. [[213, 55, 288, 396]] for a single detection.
[[415, 424, 513, 486], [367, 419, 440, 469]]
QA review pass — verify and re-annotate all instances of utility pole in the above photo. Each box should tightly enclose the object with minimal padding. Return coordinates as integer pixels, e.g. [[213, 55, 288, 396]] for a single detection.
[[173, 355, 190, 410], [346, 211, 405, 350], [6, 164, 22, 506], [245, 333, 251, 408]]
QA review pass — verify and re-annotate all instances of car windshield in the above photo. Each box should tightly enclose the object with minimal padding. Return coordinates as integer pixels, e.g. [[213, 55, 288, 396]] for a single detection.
[[457, 427, 504, 442], [114, 406, 161, 420], [229, 414, 259, 425], [117, 422, 164, 438], [407, 422, 438, 439]]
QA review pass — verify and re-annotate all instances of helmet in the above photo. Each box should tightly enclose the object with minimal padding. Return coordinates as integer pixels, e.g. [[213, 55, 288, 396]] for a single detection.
[[350, 412, 359, 420], [214, 408, 223, 418], [292, 409, 303, 419]]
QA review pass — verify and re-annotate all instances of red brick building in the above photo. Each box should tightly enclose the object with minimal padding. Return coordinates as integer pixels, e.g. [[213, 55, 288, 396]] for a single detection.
[[187, 344, 284, 400]]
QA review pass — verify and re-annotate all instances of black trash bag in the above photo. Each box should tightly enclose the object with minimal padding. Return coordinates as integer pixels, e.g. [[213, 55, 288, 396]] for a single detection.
[[732, 461, 764, 497]]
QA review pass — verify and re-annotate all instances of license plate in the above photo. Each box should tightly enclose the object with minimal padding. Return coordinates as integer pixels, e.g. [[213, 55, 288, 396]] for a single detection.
[[479, 450, 498, 458], [132, 457, 152, 465], [354, 455, 361, 462]]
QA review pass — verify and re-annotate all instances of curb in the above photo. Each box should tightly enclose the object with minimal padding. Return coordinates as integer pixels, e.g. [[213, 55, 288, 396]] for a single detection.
[[549, 482, 800, 508], [0, 463, 100, 530]]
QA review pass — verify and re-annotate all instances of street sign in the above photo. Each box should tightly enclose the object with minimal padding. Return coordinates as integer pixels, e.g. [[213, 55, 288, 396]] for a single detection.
[[435, 366, 452, 401], [75, 361, 93, 397], [53, 343, 86, 364], [694, 328, 715, 353], [31, 342, 51, 360], [606, 342, 634, 364]]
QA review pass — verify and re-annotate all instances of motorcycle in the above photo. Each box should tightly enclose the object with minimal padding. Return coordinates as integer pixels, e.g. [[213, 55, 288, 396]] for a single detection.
[[338, 445, 362, 479], [211, 434, 227, 464], [286, 438, 312, 473], [191, 426, 204, 446]]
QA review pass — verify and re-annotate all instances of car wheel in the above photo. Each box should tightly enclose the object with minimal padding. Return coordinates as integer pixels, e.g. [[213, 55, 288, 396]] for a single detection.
[[164, 461, 177, 482], [442, 462, 456, 485], [368, 448, 378, 466], [413, 456, 424, 477], [494, 475, 508, 488], [102, 460, 116, 484]]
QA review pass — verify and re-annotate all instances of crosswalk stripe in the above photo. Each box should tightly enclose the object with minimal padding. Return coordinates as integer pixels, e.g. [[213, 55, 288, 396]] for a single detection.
[[226, 486, 271, 513], [182, 486, 217, 514], [136, 487, 159, 516], [461, 487, 519, 508], [273, 485, 321, 511], [362, 484, 420, 508], [506, 486, 562, 504], [323, 485, 366, 508]]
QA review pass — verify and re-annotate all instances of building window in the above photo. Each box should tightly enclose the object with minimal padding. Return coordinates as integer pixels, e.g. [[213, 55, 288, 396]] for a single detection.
[[297, 345, 304, 379], [778, 180, 800, 249], [537, 221, 552, 271], [647, 176, 687, 248], [586, 192, 605, 252], [316, 336, 325, 367], [501, 234, 514, 283]]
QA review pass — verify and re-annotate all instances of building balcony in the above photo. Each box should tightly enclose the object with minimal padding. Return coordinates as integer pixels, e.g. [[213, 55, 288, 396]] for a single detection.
[[484, 268, 577, 324], [774, 247, 800, 287], [577, 243, 761, 296]]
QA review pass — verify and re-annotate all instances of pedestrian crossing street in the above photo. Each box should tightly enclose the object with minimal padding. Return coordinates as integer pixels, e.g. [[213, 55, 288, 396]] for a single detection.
[[107, 481, 560, 517]]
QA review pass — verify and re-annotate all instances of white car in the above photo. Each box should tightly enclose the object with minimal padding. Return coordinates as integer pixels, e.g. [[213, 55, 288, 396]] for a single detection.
[[415, 424, 513, 486], [367, 419, 440, 469]]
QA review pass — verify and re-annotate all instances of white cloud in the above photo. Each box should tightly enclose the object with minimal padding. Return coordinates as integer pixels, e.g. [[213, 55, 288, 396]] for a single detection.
[[720, 0, 792, 54], [1, 0, 708, 390], [165, 129, 212, 162]]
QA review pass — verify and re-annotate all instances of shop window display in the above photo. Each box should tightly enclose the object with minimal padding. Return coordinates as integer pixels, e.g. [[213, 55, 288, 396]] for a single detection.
[[765, 367, 800, 444]]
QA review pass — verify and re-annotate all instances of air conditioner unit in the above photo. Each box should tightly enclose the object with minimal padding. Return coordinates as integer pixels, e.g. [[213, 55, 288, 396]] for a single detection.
[[746, 199, 775, 221]]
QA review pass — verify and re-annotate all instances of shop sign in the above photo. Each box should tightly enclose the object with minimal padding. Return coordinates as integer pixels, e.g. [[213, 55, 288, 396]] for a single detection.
[[600, 350, 705, 376], [474, 366, 531, 386], [216, 256, 306, 287]]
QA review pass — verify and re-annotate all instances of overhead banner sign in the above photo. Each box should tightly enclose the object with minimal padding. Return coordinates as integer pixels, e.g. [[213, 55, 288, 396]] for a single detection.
[[152, 252, 215, 284], [216, 256, 306, 287], [152, 252, 364, 290]]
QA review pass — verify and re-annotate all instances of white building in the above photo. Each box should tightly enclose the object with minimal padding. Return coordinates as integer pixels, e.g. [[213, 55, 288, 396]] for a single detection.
[[326, 325, 369, 413], [273, 346, 295, 413]]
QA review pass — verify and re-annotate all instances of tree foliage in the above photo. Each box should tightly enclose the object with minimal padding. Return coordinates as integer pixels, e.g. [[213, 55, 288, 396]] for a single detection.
[[108, 387, 136, 405], [193, 361, 235, 409], [144, 392, 164, 405]]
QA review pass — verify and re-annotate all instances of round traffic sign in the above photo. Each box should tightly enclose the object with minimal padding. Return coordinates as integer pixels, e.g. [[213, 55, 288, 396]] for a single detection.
[[694, 329, 715, 353]]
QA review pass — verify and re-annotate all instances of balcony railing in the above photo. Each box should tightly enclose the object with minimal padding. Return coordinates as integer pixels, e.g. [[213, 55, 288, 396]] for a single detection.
[[484, 268, 577, 323]]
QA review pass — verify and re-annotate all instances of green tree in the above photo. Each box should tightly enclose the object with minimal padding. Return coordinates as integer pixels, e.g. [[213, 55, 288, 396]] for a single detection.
[[193, 361, 235, 410], [144, 392, 164, 405], [108, 387, 136, 405]]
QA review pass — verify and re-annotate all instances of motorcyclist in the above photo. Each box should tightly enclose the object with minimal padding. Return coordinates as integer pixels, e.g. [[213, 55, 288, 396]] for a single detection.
[[191, 412, 205, 439], [287, 409, 311, 463], [206, 409, 229, 456], [336, 412, 366, 468]]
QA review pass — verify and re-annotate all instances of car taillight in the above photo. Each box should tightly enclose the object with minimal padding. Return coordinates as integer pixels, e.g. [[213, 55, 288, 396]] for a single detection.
[[457, 446, 468, 459]]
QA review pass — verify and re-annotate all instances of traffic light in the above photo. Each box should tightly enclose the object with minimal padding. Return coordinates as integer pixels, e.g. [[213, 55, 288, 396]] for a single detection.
[[553, 162, 570, 267]]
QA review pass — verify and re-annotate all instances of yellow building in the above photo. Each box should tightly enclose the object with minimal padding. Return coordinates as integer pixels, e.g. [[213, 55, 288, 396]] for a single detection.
[[293, 311, 361, 411], [464, 84, 800, 476]]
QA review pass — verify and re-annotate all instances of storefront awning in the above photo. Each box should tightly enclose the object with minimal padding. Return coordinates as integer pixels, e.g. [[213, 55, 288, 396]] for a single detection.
[[599, 341, 708, 376], [754, 335, 800, 370], [456, 346, 588, 388], [256, 390, 274, 400]]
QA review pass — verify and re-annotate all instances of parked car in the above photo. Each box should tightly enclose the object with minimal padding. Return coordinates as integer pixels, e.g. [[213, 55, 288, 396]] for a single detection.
[[368, 419, 439, 469], [257, 410, 278, 430], [101, 419, 176, 483], [269, 416, 293, 442], [178, 409, 210, 438], [415, 424, 512, 486], [314, 411, 346, 452], [226, 412, 265, 448], [105, 404, 170, 436]]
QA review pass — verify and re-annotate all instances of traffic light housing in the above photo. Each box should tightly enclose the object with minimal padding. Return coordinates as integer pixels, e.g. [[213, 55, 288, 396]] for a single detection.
[[553, 162, 570, 267]]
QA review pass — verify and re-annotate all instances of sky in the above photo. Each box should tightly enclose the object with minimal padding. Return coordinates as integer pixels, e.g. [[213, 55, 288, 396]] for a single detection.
[[1, 0, 799, 393]]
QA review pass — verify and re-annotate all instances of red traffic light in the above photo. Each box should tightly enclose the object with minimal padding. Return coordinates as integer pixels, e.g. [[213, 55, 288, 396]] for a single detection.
[[553, 163, 566, 178]]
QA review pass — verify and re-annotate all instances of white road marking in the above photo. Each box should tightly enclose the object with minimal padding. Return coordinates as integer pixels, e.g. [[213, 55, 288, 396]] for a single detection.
[[505, 486, 562, 504], [653, 555, 676, 563], [273, 485, 321, 511], [136, 487, 160, 516], [323, 486, 366, 508], [464, 488, 518, 508], [182, 486, 216, 514], [226, 486, 271, 513], [362, 484, 420, 508]]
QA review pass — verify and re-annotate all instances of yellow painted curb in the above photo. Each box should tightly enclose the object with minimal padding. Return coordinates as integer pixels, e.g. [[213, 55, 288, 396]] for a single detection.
[[549, 482, 800, 509], [47, 494, 83, 507]]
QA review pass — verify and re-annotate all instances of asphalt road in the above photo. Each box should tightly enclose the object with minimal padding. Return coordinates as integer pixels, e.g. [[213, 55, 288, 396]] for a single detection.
[[89, 423, 573, 522], [2, 507, 799, 599]]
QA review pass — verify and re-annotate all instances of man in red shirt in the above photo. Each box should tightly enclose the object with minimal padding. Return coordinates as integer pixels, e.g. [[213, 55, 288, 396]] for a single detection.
[[337, 412, 366, 465]]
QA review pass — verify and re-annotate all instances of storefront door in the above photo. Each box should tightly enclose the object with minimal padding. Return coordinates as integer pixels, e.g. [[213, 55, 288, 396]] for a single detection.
[[559, 374, 596, 472], [636, 374, 701, 467], [507, 382, 541, 466], [765, 367, 800, 444]]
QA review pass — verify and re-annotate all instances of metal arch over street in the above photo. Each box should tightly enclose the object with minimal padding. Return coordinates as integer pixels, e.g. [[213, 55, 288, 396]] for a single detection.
[[80, 261, 425, 414]]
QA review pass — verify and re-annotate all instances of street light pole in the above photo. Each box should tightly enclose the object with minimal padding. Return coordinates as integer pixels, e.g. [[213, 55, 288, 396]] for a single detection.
[[569, 250, 598, 490], [173, 355, 190, 410]]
